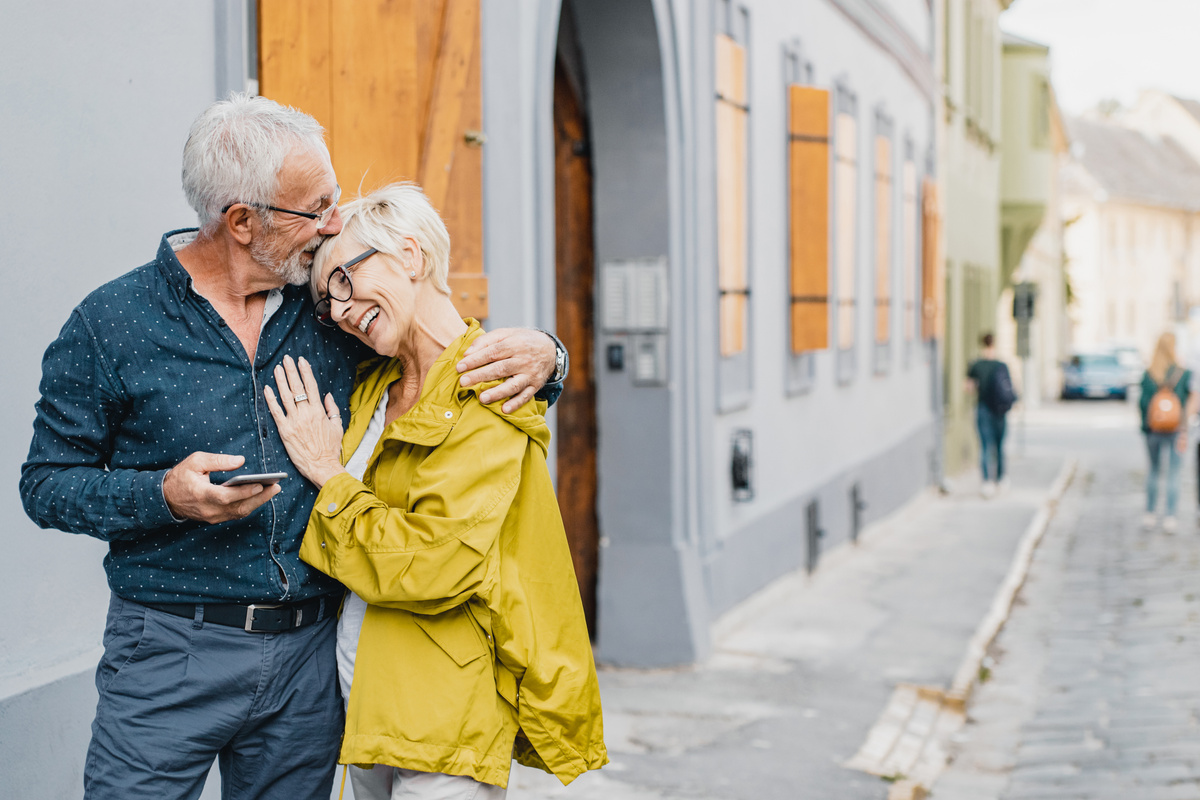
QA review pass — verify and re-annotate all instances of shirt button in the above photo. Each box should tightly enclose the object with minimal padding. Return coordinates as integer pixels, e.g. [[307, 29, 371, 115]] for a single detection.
[[272, 542, 281, 554], [444, 411, 453, 419], [327, 502, 338, 513], [320, 541, 327, 549]]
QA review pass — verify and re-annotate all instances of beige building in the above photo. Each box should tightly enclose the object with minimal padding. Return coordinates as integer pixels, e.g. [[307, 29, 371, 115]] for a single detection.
[[1060, 104, 1200, 359], [939, 0, 1007, 475], [995, 33, 1068, 403]]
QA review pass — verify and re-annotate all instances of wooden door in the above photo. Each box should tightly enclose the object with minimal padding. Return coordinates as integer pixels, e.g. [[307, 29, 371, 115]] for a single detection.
[[258, 0, 487, 318], [553, 56, 599, 637]]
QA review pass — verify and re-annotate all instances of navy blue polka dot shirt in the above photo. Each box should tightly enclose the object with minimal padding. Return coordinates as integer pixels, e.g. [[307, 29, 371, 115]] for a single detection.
[[20, 230, 368, 604]]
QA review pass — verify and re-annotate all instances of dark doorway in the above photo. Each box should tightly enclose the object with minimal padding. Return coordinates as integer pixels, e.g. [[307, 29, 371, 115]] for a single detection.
[[553, 25, 599, 636]]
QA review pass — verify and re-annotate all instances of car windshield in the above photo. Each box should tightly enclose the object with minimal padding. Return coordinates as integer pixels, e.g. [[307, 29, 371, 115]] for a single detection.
[[1072, 354, 1120, 369]]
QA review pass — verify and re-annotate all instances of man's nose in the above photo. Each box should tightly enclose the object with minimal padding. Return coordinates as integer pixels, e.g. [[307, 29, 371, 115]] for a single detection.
[[319, 205, 343, 235]]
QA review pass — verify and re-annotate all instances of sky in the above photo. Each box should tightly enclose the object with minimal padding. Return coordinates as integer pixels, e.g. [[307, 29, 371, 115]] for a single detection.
[[1000, 0, 1200, 115]]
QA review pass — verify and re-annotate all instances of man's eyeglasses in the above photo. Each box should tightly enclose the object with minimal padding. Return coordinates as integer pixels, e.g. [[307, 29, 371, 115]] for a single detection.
[[223, 184, 342, 228], [314, 248, 378, 327]]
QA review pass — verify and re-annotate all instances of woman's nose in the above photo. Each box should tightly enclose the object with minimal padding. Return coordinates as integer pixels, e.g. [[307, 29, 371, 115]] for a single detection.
[[330, 297, 353, 325]]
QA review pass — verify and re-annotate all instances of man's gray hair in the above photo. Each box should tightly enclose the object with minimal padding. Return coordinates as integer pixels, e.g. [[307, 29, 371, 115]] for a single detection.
[[182, 92, 327, 230]]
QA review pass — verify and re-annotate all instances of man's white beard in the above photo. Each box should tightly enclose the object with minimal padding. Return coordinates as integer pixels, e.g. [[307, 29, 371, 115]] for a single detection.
[[252, 230, 323, 286]]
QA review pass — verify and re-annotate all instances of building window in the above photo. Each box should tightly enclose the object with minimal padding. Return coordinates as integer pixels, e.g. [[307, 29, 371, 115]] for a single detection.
[[1031, 76, 1050, 148], [921, 175, 942, 341], [716, 2, 752, 410], [785, 46, 828, 395], [873, 112, 893, 374], [903, 147, 919, 351], [835, 86, 858, 381], [716, 22, 748, 358]]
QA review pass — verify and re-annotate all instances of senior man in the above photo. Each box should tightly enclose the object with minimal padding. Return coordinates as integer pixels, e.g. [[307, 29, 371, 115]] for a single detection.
[[20, 93, 565, 799]]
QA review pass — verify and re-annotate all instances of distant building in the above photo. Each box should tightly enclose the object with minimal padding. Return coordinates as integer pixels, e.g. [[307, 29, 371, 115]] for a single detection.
[[4, 0, 942, 791], [1060, 104, 1200, 357], [939, 0, 1008, 474], [996, 33, 1069, 403]]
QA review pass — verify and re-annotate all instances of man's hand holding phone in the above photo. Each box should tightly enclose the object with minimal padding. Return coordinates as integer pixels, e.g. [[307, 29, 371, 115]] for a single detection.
[[163, 453, 283, 523]]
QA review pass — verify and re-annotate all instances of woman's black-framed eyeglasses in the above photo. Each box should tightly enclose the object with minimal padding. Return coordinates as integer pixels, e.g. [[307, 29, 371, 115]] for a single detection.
[[314, 248, 378, 328]]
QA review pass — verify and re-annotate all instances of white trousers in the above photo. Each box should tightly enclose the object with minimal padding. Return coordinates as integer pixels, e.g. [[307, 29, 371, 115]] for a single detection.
[[348, 764, 508, 800]]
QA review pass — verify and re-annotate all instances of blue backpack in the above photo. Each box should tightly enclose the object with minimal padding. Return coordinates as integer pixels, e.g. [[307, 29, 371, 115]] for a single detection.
[[983, 363, 1016, 415]]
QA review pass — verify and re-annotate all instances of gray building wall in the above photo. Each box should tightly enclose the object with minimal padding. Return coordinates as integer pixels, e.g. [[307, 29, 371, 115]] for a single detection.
[[1, 0, 937, 790]]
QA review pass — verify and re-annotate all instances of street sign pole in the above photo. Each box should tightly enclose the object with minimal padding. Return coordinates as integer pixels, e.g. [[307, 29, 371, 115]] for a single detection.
[[1013, 282, 1038, 459]]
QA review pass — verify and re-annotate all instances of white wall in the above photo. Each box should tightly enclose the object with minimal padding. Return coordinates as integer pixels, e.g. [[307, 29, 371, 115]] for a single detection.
[[1, 1, 226, 793]]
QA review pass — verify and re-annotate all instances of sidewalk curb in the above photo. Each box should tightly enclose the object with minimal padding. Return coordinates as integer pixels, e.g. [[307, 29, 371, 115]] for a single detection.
[[946, 457, 1077, 709], [845, 457, 1079, 798]]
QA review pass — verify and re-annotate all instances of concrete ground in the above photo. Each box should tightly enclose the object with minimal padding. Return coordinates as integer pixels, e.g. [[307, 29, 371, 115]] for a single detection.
[[507, 409, 1077, 800]]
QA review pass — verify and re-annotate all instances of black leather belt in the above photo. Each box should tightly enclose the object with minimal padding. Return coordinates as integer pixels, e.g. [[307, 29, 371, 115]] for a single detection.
[[144, 595, 337, 633]]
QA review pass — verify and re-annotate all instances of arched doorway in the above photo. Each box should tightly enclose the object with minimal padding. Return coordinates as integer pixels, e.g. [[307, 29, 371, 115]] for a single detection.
[[552, 0, 696, 664], [553, 8, 600, 636]]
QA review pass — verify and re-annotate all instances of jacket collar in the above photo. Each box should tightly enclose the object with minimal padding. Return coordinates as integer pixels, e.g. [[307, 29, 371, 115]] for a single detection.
[[340, 319, 552, 461]]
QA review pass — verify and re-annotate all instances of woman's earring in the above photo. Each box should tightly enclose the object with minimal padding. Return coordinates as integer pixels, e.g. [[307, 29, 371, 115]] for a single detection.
[[409, 271, 417, 279]]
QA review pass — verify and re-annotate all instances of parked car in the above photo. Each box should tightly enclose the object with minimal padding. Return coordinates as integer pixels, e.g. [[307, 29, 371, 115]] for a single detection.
[[1061, 352, 1129, 400], [1106, 343, 1145, 387]]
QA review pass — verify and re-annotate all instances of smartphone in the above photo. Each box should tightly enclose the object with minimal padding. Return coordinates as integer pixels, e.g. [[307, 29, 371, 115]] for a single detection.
[[221, 472, 288, 487]]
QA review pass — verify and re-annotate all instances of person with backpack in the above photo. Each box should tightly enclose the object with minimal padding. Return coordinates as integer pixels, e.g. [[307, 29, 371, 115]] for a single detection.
[[967, 332, 1017, 498], [1139, 331, 1196, 532]]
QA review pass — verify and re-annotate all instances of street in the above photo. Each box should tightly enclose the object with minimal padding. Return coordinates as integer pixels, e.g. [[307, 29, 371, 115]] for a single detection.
[[939, 398, 1200, 800], [506, 398, 1188, 800]]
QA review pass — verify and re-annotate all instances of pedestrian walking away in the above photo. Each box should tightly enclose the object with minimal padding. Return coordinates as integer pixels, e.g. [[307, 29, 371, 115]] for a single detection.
[[19, 93, 567, 800], [967, 332, 1017, 498], [1138, 331, 1196, 533]]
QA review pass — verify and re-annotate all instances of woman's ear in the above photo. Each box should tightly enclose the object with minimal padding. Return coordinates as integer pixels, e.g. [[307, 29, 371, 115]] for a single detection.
[[404, 237, 425, 279]]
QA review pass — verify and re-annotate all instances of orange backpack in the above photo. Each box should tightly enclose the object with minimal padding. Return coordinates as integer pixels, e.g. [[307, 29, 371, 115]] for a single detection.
[[1147, 368, 1184, 433]]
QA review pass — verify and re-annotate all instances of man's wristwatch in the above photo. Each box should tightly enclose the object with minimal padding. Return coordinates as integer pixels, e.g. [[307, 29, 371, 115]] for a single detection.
[[551, 340, 569, 383], [540, 329, 570, 384]]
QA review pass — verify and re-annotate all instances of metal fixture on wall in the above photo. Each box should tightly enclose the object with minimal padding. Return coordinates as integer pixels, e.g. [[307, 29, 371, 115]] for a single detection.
[[850, 482, 868, 542], [731, 429, 754, 502], [805, 499, 824, 573]]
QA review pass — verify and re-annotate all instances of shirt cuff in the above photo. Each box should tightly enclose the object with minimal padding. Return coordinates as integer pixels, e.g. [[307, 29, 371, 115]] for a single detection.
[[147, 469, 186, 527]]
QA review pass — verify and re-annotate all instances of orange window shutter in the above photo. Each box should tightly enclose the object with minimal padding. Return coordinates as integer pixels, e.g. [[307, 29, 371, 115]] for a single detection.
[[874, 135, 892, 345], [716, 34, 748, 357], [788, 85, 830, 353], [921, 177, 943, 340], [259, 0, 487, 319]]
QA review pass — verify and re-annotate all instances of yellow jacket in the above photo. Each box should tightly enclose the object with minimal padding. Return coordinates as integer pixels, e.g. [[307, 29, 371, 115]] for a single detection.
[[299, 321, 607, 788]]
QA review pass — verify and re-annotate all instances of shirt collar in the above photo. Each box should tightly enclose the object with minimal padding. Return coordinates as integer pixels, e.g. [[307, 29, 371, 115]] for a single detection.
[[156, 228, 199, 301], [156, 228, 285, 321]]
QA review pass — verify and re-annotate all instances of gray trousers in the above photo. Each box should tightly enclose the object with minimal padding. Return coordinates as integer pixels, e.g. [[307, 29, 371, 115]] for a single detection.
[[84, 594, 343, 800]]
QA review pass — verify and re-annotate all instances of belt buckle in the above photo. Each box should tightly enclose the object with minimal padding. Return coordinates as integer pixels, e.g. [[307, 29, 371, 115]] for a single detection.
[[244, 603, 283, 632]]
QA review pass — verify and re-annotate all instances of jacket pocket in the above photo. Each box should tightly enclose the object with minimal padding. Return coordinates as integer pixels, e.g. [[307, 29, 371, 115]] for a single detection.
[[412, 605, 488, 667]]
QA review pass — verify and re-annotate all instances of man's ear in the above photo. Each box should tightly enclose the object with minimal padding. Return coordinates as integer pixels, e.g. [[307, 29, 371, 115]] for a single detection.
[[223, 204, 257, 246]]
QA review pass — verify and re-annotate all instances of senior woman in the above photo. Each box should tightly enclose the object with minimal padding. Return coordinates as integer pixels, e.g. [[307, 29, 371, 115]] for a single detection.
[[263, 182, 606, 799]]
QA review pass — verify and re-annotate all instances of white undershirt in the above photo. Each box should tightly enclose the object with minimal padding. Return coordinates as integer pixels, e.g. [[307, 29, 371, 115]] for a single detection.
[[335, 390, 390, 707]]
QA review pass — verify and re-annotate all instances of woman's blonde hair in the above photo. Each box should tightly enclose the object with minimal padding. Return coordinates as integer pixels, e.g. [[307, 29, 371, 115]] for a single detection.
[[1148, 331, 1178, 384], [312, 182, 451, 298]]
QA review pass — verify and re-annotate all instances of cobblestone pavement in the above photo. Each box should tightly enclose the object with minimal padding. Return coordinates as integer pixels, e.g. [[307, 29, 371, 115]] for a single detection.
[[937, 401, 1200, 800]]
